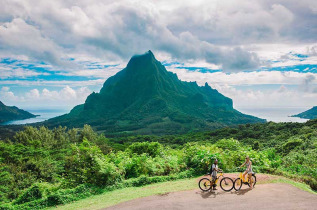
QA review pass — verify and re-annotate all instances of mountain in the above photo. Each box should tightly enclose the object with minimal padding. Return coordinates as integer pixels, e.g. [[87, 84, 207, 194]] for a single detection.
[[292, 106, 317, 119], [0, 101, 36, 123], [46, 51, 265, 135]]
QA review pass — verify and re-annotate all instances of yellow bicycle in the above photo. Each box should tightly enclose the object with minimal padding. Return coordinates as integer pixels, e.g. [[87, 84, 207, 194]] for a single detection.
[[199, 169, 234, 192], [233, 168, 257, 191]]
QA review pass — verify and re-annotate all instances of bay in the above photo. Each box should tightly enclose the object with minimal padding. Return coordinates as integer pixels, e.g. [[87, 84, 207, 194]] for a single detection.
[[2, 106, 310, 125], [236, 106, 309, 123], [2, 108, 70, 125]]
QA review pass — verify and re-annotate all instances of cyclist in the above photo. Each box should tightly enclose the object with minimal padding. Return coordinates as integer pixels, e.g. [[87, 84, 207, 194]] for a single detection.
[[239, 156, 253, 189], [210, 158, 219, 190]]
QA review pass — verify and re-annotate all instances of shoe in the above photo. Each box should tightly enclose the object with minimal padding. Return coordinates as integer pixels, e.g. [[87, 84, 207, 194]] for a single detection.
[[213, 188, 217, 190]]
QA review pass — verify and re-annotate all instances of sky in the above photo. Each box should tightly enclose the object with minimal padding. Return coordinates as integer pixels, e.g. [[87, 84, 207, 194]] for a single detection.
[[0, 0, 317, 112]]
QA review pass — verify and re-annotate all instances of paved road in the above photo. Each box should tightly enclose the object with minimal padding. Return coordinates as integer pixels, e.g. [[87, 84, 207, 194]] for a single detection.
[[105, 183, 317, 210]]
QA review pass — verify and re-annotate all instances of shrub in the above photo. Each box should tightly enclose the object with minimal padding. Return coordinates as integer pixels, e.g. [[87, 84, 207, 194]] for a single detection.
[[127, 142, 162, 157]]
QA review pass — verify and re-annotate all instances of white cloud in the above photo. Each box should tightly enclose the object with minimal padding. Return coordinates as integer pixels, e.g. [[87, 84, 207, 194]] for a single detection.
[[0, 18, 71, 68], [2, 0, 315, 72], [217, 84, 317, 108], [0, 0, 316, 110], [60, 86, 76, 99], [0, 86, 20, 101], [0, 86, 92, 107], [26, 89, 40, 99], [1, 86, 10, 92], [164, 68, 317, 108], [168, 67, 317, 86], [0, 79, 105, 87], [0, 64, 49, 79]]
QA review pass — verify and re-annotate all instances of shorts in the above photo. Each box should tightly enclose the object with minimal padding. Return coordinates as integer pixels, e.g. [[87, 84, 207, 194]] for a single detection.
[[246, 169, 253, 174]]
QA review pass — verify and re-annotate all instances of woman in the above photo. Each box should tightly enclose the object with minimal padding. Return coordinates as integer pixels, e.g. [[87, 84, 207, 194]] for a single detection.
[[239, 156, 253, 189]]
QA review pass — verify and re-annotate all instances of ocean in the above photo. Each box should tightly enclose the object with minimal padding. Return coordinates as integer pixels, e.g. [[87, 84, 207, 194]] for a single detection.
[[2, 106, 309, 125], [236, 106, 309, 123], [1, 108, 70, 125]]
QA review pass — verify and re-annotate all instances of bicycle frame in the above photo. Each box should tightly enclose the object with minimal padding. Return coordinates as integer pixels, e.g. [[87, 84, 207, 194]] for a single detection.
[[238, 172, 247, 182], [213, 171, 224, 184], [238, 172, 254, 184]]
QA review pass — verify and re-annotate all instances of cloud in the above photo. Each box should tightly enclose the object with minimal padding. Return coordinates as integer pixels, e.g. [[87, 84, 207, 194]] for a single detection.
[[1, 87, 10, 92], [0, 63, 49, 79], [4, 0, 314, 72], [0, 79, 105, 87], [165, 67, 317, 108], [211, 84, 317, 108], [0, 18, 72, 68], [0, 0, 316, 110], [299, 74, 317, 93], [166, 2, 295, 44], [26, 89, 40, 99], [0, 85, 92, 107], [168, 67, 317, 86], [0, 87, 20, 101], [307, 45, 317, 56]]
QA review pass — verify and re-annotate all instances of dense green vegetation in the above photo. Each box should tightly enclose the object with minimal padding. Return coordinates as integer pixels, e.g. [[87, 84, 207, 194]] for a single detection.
[[0, 120, 316, 209], [0, 101, 36, 124], [45, 51, 264, 135], [292, 106, 317, 119]]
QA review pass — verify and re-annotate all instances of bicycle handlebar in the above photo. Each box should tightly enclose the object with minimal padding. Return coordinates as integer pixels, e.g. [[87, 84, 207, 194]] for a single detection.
[[236, 167, 245, 172]]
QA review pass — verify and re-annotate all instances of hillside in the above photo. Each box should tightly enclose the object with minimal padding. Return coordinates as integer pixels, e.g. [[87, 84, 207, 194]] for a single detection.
[[0, 120, 316, 209], [0, 101, 36, 123], [45, 51, 264, 134], [292, 106, 317, 119]]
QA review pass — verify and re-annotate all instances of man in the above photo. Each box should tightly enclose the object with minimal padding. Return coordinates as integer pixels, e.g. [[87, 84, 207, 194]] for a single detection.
[[210, 159, 219, 190]]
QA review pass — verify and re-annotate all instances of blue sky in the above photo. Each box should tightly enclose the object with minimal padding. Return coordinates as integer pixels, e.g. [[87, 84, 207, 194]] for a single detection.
[[0, 0, 316, 111]]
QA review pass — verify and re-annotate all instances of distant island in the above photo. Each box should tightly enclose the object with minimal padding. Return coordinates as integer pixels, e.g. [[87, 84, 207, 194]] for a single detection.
[[292, 106, 317, 119], [0, 101, 37, 123], [44, 50, 265, 135]]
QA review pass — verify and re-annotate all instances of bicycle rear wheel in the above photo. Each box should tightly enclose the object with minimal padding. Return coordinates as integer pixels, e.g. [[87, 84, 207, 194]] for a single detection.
[[233, 178, 242, 191], [220, 177, 234, 192], [199, 178, 212, 191], [247, 175, 257, 188]]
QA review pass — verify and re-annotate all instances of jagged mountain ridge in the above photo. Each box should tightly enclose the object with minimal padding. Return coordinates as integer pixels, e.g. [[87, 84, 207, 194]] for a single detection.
[[46, 51, 265, 135]]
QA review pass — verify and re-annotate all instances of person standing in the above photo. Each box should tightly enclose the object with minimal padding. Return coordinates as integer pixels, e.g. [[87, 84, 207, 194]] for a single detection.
[[210, 159, 219, 190]]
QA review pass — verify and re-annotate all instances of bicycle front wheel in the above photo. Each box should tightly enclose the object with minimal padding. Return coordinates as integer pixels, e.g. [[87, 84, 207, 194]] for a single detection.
[[199, 178, 212, 192], [233, 178, 242, 191], [220, 177, 234, 192]]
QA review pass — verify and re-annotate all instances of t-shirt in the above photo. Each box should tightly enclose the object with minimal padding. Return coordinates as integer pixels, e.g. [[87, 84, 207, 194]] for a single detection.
[[211, 164, 218, 177]]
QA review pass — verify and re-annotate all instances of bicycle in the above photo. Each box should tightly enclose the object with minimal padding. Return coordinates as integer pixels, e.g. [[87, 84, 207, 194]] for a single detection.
[[198, 169, 234, 192], [233, 167, 257, 191]]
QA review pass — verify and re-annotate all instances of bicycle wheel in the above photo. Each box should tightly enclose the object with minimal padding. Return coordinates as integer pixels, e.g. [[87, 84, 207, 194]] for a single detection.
[[247, 175, 257, 188], [233, 178, 242, 191], [220, 177, 234, 192], [199, 178, 212, 191]]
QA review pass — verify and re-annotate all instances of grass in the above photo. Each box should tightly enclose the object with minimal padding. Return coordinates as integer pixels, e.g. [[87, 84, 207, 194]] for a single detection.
[[263, 177, 317, 195], [48, 177, 198, 210], [49, 174, 316, 210]]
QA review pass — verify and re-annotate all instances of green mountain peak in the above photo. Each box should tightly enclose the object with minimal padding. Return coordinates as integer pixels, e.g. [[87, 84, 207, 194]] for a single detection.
[[46, 51, 265, 135]]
